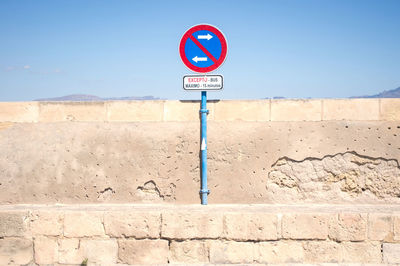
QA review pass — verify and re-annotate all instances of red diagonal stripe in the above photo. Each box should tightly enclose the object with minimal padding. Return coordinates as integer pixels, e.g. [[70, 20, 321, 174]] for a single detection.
[[189, 35, 217, 63]]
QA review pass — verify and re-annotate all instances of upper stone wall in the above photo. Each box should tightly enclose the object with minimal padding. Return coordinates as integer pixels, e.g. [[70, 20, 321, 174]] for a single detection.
[[0, 98, 400, 122], [0, 99, 400, 205]]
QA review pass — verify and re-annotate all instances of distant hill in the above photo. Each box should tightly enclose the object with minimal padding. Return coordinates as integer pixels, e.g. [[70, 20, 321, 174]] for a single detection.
[[352, 87, 400, 98], [35, 94, 162, 101]]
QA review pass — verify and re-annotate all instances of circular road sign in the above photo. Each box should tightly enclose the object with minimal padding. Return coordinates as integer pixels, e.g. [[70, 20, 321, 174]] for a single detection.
[[179, 24, 227, 73]]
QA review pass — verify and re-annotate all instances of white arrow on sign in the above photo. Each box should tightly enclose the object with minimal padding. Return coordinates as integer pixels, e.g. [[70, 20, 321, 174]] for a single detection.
[[201, 138, 207, 150], [198, 34, 213, 40], [192, 56, 207, 63]]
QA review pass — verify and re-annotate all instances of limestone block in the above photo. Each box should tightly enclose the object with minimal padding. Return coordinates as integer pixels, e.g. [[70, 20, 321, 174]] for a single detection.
[[329, 213, 367, 241], [256, 241, 304, 263], [380, 98, 400, 121], [0, 102, 39, 122], [323, 99, 379, 121], [164, 101, 210, 121], [104, 211, 160, 238], [368, 214, 392, 241], [161, 211, 223, 239], [282, 213, 329, 240], [34, 236, 58, 264], [0, 238, 33, 265], [214, 100, 269, 121], [30, 210, 63, 236], [39, 102, 106, 122], [80, 239, 118, 265], [107, 101, 164, 121], [223, 212, 278, 240], [394, 216, 400, 241], [63, 211, 105, 237], [303, 241, 341, 263], [209, 240, 254, 264], [169, 240, 209, 263], [383, 243, 400, 263], [341, 242, 381, 263], [271, 99, 321, 121], [118, 239, 168, 264], [0, 211, 29, 237], [58, 238, 84, 264]]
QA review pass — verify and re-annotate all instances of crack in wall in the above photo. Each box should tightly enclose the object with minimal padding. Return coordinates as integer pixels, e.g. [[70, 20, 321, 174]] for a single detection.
[[136, 180, 176, 202]]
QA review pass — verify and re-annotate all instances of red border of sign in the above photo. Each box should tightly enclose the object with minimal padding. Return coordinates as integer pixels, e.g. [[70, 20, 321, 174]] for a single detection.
[[179, 24, 228, 73]]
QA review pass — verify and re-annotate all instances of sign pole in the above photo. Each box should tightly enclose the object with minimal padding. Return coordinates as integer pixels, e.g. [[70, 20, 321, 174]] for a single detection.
[[200, 91, 209, 205], [179, 24, 227, 205]]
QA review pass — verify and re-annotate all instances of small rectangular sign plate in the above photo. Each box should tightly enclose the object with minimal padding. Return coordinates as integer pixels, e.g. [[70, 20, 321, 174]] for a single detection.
[[183, 75, 223, 91]]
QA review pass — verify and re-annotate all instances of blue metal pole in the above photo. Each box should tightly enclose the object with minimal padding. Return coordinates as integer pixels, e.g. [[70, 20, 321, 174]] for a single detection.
[[200, 91, 209, 205]]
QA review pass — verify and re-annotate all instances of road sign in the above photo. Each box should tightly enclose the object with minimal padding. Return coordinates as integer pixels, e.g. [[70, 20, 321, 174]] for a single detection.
[[179, 24, 227, 73], [183, 75, 223, 91]]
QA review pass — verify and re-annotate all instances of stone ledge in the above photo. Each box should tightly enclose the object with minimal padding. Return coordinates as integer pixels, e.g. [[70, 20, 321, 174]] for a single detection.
[[271, 99, 321, 121], [1, 203, 399, 212], [0, 98, 398, 122], [380, 98, 400, 121], [323, 99, 380, 121], [0, 102, 39, 122]]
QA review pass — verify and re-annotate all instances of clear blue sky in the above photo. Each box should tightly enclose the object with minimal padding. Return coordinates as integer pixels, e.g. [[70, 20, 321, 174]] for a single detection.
[[1, 0, 399, 101]]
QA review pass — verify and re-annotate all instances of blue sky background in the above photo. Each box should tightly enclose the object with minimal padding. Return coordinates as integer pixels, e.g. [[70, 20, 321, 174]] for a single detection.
[[0, 0, 399, 101]]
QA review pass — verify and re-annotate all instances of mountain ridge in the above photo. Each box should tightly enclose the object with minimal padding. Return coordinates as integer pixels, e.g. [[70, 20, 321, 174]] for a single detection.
[[352, 87, 400, 98]]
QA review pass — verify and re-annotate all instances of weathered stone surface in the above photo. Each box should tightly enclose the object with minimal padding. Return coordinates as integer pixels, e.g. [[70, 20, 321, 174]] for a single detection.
[[63, 212, 105, 237], [1, 120, 400, 205], [256, 241, 304, 263], [34, 236, 58, 264], [223, 212, 278, 240], [267, 152, 400, 204], [303, 241, 341, 263], [209, 240, 254, 264], [383, 243, 400, 263], [104, 211, 160, 238], [282, 213, 329, 240], [214, 100, 269, 121], [368, 214, 392, 241], [0, 102, 39, 122], [341, 241, 381, 263], [58, 238, 83, 264], [169, 240, 209, 263], [107, 101, 164, 121], [394, 216, 400, 241], [329, 213, 367, 241], [162, 212, 223, 239], [380, 98, 400, 121], [323, 99, 380, 121], [0, 211, 28, 237], [80, 239, 118, 265], [118, 239, 168, 264], [0, 238, 33, 265], [30, 210, 63, 236], [271, 99, 321, 121], [59, 239, 117, 265]]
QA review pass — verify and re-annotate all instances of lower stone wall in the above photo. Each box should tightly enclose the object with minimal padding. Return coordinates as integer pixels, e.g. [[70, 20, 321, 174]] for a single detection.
[[1, 204, 400, 265]]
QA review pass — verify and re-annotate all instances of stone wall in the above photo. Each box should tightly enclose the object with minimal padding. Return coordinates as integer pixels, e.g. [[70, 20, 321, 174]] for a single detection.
[[1, 99, 400, 205], [0, 99, 400, 122], [1, 205, 400, 265], [1, 99, 400, 264]]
